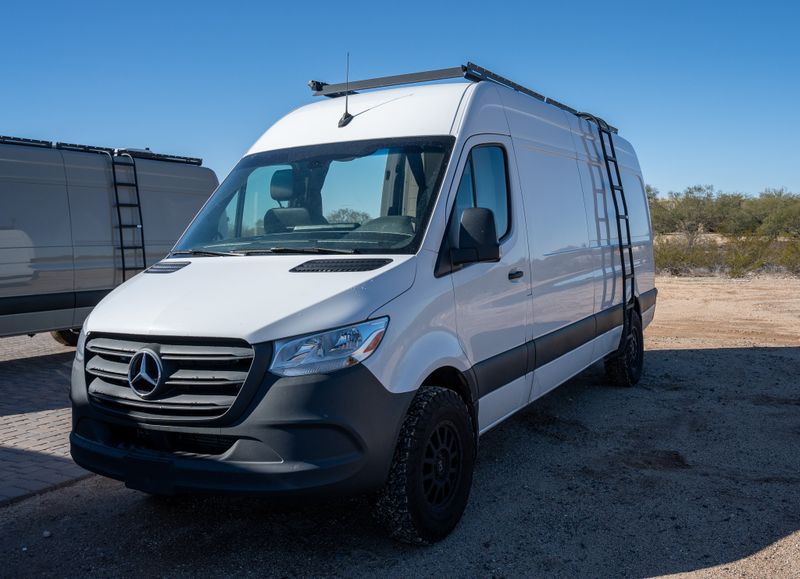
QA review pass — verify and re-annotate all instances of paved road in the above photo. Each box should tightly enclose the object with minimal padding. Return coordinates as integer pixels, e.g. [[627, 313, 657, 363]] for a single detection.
[[0, 335, 87, 503]]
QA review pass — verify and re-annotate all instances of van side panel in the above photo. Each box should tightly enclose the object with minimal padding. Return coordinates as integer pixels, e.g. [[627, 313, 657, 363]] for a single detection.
[[62, 150, 118, 302], [567, 116, 656, 328], [0, 145, 74, 336], [497, 91, 596, 397], [135, 160, 219, 268]]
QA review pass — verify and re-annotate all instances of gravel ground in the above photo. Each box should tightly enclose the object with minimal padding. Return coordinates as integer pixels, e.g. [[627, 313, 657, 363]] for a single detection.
[[1, 276, 799, 578]]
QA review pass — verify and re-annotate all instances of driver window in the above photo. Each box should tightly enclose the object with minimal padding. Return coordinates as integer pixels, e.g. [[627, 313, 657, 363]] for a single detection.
[[451, 145, 509, 239]]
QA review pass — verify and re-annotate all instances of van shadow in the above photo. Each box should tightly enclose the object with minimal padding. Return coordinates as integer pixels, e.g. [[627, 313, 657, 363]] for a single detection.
[[0, 351, 73, 416], [3, 346, 800, 577]]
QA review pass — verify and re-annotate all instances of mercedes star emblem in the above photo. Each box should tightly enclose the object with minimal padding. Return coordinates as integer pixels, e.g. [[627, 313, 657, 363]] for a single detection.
[[127, 348, 164, 399]]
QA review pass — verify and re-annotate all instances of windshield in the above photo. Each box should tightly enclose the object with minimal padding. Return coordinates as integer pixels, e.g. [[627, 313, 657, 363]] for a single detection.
[[174, 136, 455, 255]]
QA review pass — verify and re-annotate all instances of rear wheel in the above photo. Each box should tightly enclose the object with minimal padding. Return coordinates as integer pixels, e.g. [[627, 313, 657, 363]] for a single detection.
[[605, 310, 644, 386], [373, 386, 475, 544], [50, 328, 80, 347]]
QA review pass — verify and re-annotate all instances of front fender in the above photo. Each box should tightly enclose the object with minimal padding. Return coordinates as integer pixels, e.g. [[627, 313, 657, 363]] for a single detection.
[[363, 250, 470, 396]]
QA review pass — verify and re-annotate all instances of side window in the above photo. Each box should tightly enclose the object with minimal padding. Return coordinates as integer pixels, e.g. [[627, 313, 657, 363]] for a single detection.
[[451, 145, 510, 239]]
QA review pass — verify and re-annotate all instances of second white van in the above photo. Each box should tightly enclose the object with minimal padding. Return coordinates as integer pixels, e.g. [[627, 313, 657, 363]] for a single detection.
[[70, 63, 657, 544]]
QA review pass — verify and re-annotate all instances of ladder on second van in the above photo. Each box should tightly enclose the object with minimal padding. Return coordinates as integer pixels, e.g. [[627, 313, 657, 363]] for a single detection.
[[579, 114, 636, 343], [109, 152, 147, 281]]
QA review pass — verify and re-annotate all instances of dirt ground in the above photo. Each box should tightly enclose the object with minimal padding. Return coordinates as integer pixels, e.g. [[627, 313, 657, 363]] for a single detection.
[[1, 275, 799, 578]]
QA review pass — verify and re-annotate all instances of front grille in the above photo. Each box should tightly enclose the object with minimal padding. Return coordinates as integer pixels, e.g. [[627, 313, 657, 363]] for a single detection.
[[85, 334, 254, 420]]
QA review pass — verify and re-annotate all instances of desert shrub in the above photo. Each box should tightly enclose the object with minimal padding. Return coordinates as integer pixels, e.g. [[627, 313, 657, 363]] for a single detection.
[[648, 185, 800, 276], [777, 239, 800, 275], [723, 236, 775, 277], [653, 236, 721, 275]]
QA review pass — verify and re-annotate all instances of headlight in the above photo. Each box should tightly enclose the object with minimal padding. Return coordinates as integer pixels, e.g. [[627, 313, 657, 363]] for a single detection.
[[75, 326, 88, 362], [270, 318, 388, 377]]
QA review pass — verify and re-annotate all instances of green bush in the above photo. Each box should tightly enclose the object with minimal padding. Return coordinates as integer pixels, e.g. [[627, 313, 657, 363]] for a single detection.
[[654, 235, 800, 277], [653, 237, 721, 275], [648, 185, 800, 276], [723, 236, 774, 277], [778, 239, 800, 275]]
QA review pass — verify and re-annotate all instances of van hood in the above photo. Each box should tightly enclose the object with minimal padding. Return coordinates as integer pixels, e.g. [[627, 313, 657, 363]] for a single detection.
[[85, 255, 416, 344]]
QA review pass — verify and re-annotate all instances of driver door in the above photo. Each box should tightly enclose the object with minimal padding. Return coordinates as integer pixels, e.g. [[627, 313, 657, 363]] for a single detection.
[[447, 135, 533, 432]]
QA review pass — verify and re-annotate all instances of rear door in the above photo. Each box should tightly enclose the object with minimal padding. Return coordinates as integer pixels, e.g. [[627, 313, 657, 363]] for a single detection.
[[446, 135, 533, 432]]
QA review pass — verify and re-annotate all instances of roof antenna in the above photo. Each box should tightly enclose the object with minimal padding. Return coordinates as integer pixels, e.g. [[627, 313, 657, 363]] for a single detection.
[[338, 52, 353, 128]]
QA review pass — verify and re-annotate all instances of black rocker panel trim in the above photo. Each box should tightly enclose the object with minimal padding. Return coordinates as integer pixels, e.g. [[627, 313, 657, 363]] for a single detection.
[[475, 303, 629, 398], [75, 289, 112, 308], [0, 289, 111, 316], [640, 288, 658, 312], [472, 343, 528, 399], [595, 303, 624, 336]]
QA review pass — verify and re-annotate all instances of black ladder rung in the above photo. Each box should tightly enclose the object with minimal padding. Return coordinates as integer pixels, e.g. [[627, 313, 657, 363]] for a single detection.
[[117, 224, 143, 229], [623, 273, 635, 280], [606, 155, 618, 163], [612, 185, 624, 191], [118, 245, 145, 250], [116, 202, 140, 208], [114, 181, 138, 187], [617, 214, 630, 220]]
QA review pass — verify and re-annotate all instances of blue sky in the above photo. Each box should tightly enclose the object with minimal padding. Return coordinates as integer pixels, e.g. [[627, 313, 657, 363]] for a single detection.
[[1, 0, 797, 196]]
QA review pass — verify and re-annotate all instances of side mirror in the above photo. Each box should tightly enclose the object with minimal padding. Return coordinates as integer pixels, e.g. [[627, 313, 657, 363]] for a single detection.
[[451, 207, 500, 266]]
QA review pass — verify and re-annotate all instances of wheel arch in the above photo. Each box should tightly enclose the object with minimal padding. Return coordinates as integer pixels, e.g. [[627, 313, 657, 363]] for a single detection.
[[419, 365, 479, 443]]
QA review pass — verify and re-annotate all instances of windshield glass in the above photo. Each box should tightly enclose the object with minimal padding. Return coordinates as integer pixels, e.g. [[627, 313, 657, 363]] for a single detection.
[[175, 136, 455, 255]]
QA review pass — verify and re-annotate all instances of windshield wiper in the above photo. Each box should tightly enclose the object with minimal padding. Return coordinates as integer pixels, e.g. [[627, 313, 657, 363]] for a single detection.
[[170, 249, 242, 257], [240, 247, 357, 255]]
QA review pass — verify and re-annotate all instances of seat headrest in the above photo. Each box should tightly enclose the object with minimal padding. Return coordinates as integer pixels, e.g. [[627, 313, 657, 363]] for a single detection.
[[270, 169, 294, 202]]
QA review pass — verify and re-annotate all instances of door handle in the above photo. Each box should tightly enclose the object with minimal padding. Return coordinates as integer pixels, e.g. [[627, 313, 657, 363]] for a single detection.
[[508, 269, 524, 281]]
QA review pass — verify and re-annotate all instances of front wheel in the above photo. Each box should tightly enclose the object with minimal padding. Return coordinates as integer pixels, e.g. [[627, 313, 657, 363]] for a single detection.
[[373, 386, 475, 544], [50, 328, 80, 347], [605, 310, 644, 386]]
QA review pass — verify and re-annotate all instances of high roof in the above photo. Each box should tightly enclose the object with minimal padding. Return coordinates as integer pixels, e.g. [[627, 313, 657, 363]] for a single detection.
[[247, 82, 472, 154]]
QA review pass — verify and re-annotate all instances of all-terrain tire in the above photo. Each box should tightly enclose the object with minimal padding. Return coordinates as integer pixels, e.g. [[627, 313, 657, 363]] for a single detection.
[[50, 328, 80, 347], [605, 310, 644, 386], [373, 386, 475, 544]]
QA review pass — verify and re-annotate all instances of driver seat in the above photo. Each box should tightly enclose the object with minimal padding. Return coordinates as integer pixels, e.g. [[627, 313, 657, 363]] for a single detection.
[[263, 169, 314, 233]]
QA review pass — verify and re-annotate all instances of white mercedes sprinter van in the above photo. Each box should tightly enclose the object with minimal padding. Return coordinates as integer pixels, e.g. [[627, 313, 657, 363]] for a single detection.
[[70, 63, 657, 543]]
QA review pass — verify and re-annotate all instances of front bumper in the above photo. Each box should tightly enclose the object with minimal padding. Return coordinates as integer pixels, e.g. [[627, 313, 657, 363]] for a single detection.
[[70, 357, 414, 496]]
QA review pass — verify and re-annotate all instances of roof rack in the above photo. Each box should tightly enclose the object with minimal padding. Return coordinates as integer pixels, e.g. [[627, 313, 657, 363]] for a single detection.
[[308, 61, 617, 133], [0, 135, 53, 148], [0, 135, 203, 165]]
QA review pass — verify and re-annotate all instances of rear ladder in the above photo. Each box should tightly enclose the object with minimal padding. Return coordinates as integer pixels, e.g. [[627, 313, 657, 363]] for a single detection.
[[579, 114, 636, 343], [107, 152, 147, 281]]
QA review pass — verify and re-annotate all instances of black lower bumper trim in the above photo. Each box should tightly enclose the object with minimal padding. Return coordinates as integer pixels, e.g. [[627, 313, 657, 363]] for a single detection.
[[71, 362, 414, 496]]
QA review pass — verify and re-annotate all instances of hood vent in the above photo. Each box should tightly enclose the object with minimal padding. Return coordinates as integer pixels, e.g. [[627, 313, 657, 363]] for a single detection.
[[290, 259, 393, 273], [145, 261, 190, 274]]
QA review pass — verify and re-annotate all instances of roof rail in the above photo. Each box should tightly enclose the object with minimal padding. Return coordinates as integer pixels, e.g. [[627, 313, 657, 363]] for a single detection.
[[0, 135, 203, 165], [0, 135, 53, 148], [55, 142, 115, 155], [114, 148, 202, 166], [308, 61, 617, 133]]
